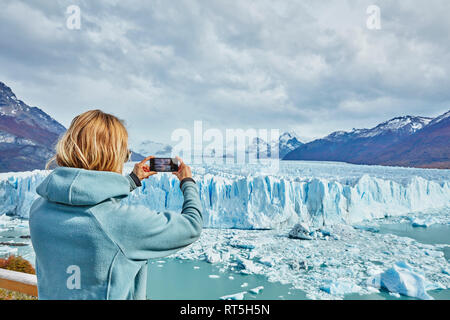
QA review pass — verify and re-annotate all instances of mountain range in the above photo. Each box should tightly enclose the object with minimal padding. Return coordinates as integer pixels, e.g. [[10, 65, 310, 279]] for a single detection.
[[284, 111, 450, 169], [0, 81, 145, 173], [0, 82, 65, 172], [1, 80, 449, 171], [244, 131, 304, 158]]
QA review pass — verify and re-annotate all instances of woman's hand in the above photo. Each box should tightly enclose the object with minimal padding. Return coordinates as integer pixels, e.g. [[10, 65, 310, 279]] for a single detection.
[[133, 156, 157, 181], [172, 156, 192, 181]]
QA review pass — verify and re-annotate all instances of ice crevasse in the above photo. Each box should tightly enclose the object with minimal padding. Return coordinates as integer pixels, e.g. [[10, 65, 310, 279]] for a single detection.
[[1, 164, 449, 229]]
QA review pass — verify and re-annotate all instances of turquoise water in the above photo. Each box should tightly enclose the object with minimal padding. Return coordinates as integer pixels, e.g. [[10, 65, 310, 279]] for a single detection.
[[346, 289, 450, 300], [378, 222, 450, 261], [349, 222, 450, 300], [1, 218, 449, 300], [147, 257, 449, 301], [146, 222, 450, 300], [0, 221, 35, 263], [147, 259, 307, 300]]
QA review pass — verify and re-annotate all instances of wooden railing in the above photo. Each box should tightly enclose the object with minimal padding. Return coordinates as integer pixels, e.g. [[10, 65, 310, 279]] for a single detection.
[[0, 268, 38, 296]]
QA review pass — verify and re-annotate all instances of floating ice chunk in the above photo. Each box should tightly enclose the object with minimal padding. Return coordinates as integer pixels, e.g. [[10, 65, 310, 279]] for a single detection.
[[366, 286, 380, 294], [193, 266, 200, 270], [424, 250, 444, 258], [235, 257, 262, 274], [229, 241, 255, 250], [205, 250, 221, 264], [249, 286, 264, 294], [241, 282, 248, 288], [208, 274, 220, 279], [411, 217, 435, 228], [353, 225, 379, 233], [221, 251, 231, 262], [228, 276, 234, 280], [346, 247, 360, 254], [319, 228, 332, 237], [320, 279, 361, 296], [389, 292, 401, 298], [258, 256, 274, 267], [288, 259, 309, 271], [288, 223, 312, 240], [220, 291, 247, 300], [0, 246, 18, 256], [367, 261, 436, 300]]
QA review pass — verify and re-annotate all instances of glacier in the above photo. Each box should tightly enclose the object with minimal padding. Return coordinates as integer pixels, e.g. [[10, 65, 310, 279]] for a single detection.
[[1, 160, 449, 300], [1, 161, 449, 229]]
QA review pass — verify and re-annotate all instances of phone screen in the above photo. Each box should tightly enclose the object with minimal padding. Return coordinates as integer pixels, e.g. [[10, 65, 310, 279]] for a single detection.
[[149, 157, 179, 172]]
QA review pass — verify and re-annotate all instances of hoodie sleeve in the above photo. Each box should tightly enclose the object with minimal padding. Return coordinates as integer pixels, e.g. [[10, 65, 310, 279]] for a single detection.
[[92, 180, 203, 261], [126, 172, 142, 192]]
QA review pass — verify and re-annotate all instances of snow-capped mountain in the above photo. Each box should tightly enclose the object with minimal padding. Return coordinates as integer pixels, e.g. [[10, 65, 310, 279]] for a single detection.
[[278, 131, 304, 157], [0, 82, 66, 172], [284, 111, 450, 169], [427, 110, 450, 126], [372, 111, 450, 168], [325, 116, 432, 142], [0, 81, 149, 170], [245, 131, 303, 158]]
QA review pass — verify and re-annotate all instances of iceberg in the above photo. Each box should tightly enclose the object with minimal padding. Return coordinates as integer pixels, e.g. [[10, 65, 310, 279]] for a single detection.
[[249, 286, 264, 294], [1, 161, 449, 229], [320, 279, 361, 296], [288, 223, 313, 240], [220, 291, 247, 300], [410, 217, 435, 228], [367, 262, 439, 300], [172, 225, 450, 300]]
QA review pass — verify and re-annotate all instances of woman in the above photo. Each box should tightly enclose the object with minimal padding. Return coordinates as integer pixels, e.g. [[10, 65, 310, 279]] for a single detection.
[[29, 110, 203, 300]]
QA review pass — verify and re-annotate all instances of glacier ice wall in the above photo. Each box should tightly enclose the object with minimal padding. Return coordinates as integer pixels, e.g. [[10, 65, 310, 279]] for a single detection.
[[1, 162, 449, 229]]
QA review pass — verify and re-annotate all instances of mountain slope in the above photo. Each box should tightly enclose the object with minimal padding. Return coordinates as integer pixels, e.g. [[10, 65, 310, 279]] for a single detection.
[[0, 82, 66, 172], [372, 111, 450, 168], [283, 112, 449, 169], [0, 82, 147, 171], [245, 131, 303, 158]]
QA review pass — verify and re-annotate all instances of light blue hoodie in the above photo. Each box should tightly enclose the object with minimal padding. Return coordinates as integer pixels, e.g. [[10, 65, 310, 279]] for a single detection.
[[29, 167, 203, 300]]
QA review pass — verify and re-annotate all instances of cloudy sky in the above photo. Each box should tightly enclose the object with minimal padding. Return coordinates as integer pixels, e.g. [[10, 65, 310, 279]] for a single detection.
[[1, 0, 449, 146]]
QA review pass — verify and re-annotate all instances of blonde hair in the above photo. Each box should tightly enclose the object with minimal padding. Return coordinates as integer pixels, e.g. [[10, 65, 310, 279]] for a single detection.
[[47, 110, 129, 173]]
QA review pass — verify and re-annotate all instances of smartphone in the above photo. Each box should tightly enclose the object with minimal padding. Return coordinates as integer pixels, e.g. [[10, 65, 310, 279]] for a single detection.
[[149, 157, 179, 172]]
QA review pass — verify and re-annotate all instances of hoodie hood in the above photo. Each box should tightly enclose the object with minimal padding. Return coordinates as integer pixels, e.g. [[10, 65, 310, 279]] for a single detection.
[[36, 167, 130, 205]]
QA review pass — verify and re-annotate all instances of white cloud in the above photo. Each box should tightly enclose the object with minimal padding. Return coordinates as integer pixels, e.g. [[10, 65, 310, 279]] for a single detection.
[[0, 0, 449, 144]]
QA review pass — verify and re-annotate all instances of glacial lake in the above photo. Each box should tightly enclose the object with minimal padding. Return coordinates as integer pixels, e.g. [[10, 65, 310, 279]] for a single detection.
[[347, 222, 450, 300], [1, 218, 449, 300], [147, 258, 308, 300], [147, 222, 450, 300], [378, 222, 450, 261], [147, 257, 449, 301]]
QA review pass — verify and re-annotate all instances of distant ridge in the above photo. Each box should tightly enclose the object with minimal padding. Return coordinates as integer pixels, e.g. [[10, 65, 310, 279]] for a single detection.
[[284, 111, 450, 169], [0, 81, 144, 172], [0, 82, 66, 172]]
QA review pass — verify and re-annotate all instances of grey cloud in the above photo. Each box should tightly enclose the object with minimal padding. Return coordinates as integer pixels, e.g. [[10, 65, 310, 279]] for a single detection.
[[0, 0, 449, 144]]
